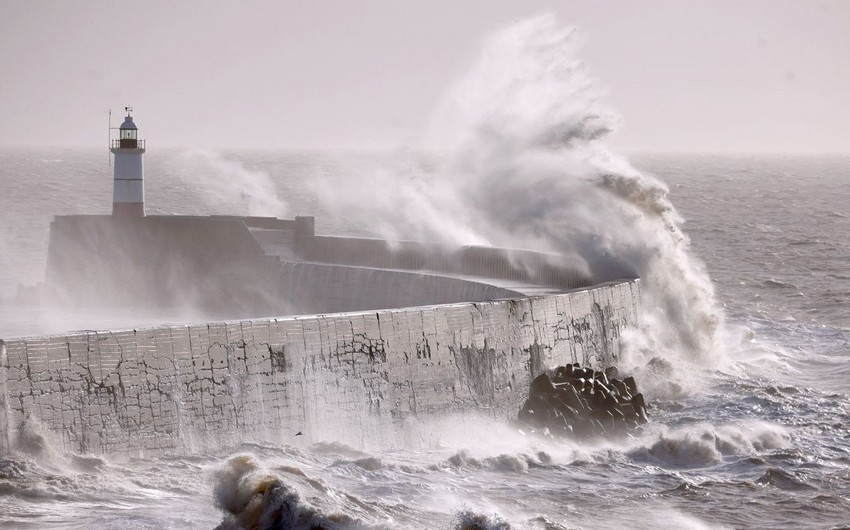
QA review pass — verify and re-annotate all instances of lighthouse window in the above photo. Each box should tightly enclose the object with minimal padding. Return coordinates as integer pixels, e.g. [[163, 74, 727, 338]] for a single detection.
[[120, 129, 137, 140]]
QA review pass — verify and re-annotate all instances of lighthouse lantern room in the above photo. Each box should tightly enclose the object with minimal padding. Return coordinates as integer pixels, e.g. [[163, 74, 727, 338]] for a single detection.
[[110, 106, 146, 217]]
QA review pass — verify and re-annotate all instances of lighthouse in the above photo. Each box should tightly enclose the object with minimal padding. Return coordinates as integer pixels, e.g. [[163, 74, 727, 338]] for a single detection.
[[110, 107, 145, 216]]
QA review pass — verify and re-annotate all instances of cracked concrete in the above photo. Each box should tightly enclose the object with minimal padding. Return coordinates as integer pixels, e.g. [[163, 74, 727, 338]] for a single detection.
[[0, 280, 639, 456]]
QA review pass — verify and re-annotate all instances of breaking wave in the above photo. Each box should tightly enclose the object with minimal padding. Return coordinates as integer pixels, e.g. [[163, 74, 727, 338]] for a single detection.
[[214, 455, 366, 530], [441, 450, 531, 473], [452, 510, 513, 530], [309, 15, 724, 374], [628, 422, 792, 468]]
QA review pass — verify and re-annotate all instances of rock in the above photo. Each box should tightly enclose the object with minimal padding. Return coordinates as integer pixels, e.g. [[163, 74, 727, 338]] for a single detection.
[[518, 395, 550, 428], [529, 373, 556, 397], [623, 376, 638, 396], [612, 380, 630, 400], [632, 393, 648, 424], [553, 364, 574, 382], [594, 371, 609, 387], [515, 363, 649, 440], [553, 383, 585, 411]]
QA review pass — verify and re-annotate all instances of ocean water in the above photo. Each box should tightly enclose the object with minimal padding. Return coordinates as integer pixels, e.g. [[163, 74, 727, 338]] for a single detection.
[[0, 148, 848, 529]]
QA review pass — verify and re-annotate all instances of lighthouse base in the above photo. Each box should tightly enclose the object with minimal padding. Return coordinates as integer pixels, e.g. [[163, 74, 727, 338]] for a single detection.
[[112, 202, 145, 217]]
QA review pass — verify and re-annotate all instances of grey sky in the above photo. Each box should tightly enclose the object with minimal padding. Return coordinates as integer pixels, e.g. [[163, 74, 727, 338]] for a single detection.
[[1, 0, 848, 152]]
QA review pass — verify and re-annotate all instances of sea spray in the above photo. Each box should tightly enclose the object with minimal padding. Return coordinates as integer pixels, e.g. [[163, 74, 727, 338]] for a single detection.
[[175, 150, 289, 217], [452, 510, 512, 530], [627, 420, 792, 468], [213, 454, 367, 530], [310, 15, 724, 376], [307, 149, 490, 247], [431, 15, 725, 372]]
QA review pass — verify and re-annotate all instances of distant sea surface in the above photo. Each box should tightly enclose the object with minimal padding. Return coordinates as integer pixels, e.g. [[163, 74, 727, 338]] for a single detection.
[[0, 149, 849, 529]]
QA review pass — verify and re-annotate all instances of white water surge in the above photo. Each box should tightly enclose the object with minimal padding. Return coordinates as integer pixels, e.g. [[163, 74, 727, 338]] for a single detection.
[[310, 16, 723, 377]]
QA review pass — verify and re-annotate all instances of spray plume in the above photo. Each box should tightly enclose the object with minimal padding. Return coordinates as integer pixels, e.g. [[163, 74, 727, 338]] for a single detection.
[[311, 15, 724, 370], [175, 150, 288, 217]]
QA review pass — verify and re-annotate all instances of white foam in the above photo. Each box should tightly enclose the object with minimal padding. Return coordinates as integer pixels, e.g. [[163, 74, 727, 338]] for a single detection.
[[308, 15, 725, 374]]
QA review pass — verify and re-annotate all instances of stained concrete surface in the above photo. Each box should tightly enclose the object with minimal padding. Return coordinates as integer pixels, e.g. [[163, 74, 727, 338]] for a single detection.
[[0, 280, 639, 455]]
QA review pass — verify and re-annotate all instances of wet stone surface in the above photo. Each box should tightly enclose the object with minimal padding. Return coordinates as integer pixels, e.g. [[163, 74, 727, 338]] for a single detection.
[[516, 364, 648, 440]]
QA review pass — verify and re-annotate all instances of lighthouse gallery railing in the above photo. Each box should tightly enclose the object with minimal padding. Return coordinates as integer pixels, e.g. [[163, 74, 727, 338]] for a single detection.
[[111, 139, 145, 149]]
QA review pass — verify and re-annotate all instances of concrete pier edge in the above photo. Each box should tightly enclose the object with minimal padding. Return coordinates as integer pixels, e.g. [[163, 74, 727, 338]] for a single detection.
[[0, 279, 640, 456]]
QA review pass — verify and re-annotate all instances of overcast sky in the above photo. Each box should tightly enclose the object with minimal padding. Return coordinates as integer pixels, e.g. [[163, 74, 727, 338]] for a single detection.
[[1, 0, 848, 152]]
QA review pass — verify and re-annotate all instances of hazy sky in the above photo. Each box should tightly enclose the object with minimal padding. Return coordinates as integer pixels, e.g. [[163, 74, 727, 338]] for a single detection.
[[1, 0, 848, 152]]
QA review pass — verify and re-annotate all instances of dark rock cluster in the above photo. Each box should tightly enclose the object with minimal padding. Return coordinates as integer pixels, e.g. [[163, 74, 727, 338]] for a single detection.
[[517, 364, 648, 440]]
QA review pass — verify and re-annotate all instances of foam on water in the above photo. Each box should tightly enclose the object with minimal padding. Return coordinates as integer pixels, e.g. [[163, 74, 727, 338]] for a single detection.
[[0, 372, 846, 529], [213, 454, 366, 530], [626, 421, 792, 469]]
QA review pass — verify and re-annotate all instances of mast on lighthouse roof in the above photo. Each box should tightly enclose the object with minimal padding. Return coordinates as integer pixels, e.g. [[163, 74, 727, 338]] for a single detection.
[[109, 106, 146, 217]]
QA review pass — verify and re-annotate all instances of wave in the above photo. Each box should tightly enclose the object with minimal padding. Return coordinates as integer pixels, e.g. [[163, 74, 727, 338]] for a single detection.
[[452, 510, 512, 530], [787, 239, 825, 246], [761, 279, 799, 290], [438, 450, 534, 474], [755, 467, 815, 491], [214, 455, 370, 530], [307, 14, 724, 373], [310, 441, 372, 459], [627, 422, 792, 468], [331, 456, 387, 473]]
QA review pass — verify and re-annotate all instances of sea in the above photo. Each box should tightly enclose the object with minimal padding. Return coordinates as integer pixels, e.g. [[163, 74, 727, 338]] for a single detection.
[[0, 147, 848, 529]]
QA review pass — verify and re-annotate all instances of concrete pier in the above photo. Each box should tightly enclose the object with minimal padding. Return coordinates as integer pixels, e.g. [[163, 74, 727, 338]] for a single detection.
[[42, 215, 593, 315], [0, 280, 639, 455]]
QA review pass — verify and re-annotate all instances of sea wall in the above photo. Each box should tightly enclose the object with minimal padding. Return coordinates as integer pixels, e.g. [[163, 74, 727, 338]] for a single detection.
[[0, 280, 640, 456], [45, 215, 283, 312], [303, 235, 593, 289], [42, 215, 565, 316], [275, 262, 523, 315]]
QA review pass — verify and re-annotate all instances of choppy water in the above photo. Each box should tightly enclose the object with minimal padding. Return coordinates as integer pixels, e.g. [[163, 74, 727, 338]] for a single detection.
[[0, 149, 848, 529]]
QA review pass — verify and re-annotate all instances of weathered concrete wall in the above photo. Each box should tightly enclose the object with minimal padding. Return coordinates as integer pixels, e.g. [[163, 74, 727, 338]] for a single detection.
[[0, 280, 639, 456]]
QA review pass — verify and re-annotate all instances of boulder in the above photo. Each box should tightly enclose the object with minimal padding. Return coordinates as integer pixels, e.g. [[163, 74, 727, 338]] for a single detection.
[[516, 364, 649, 440]]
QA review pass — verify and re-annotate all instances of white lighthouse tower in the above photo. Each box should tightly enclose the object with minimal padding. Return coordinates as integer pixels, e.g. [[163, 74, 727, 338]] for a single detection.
[[110, 107, 145, 217]]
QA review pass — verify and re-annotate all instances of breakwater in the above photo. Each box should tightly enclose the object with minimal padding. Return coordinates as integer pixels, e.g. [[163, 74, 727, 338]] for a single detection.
[[0, 280, 639, 456], [42, 215, 592, 315]]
